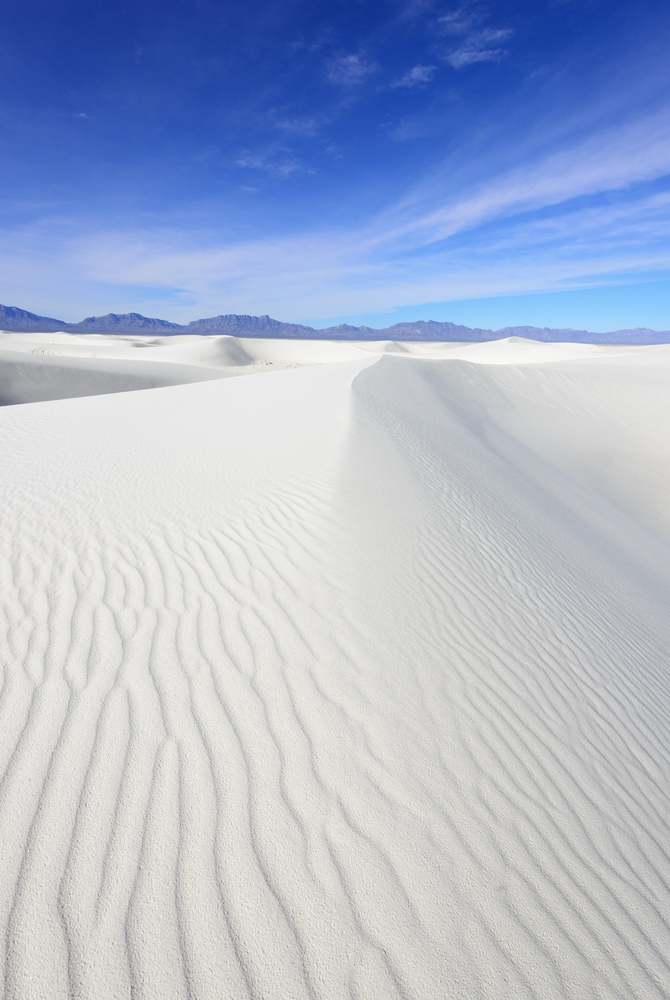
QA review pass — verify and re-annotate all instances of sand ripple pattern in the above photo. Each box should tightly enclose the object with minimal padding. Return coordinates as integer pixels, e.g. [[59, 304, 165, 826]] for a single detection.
[[1, 356, 670, 999]]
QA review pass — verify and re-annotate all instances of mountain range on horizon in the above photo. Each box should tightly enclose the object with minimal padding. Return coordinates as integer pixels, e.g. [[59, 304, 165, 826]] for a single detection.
[[1, 303, 669, 344]]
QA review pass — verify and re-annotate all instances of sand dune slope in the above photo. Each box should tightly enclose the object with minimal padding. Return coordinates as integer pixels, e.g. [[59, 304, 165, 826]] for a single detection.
[[1, 352, 670, 999], [0, 348, 231, 405]]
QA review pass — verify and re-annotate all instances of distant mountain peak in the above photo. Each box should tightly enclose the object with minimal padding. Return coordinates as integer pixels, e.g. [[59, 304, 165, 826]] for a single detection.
[[0, 303, 70, 332], [1, 303, 669, 344]]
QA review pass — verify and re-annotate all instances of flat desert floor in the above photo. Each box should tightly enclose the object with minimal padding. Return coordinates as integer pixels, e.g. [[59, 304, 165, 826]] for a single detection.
[[1, 331, 670, 1000]]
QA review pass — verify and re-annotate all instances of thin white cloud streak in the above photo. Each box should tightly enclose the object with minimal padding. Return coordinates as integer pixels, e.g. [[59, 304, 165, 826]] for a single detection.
[[391, 64, 436, 88], [272, 116, 320, 136], [371, 108, 670, 250], [444, 27, 512, 68], [235, 149, 310, 177], [326, 54, 376, 87], [436, 6, 513, 69]]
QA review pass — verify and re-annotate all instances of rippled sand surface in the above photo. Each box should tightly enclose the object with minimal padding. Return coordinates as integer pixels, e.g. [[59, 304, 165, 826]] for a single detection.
[[1, 334, 670, 999]]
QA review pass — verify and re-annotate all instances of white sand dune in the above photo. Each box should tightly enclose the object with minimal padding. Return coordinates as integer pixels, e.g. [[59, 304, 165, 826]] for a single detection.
[[1, 334, 670, 999], [0, 348, 235, 406], [0, 330, 652, 406]]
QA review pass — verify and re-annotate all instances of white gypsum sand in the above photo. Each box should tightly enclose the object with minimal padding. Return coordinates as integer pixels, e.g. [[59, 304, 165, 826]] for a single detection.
[[1, 332, 669, 1000]]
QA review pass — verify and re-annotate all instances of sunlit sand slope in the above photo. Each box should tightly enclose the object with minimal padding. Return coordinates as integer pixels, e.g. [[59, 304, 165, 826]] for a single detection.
[[1, 351, 670, 999]]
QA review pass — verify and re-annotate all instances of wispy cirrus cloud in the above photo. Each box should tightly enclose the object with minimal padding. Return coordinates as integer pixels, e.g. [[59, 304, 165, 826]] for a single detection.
[[4, 98, 670, 323], [391, 64, 437, 88], [235, 148, 312, 177], [443, 27, 512, 68], [437, 6, 512, 69], [272, 115, 320, 136], [381, 107, 670, 248], [3, 192, 670, 325], [326, 53, 377, 87], [54, 187, 670, 321]]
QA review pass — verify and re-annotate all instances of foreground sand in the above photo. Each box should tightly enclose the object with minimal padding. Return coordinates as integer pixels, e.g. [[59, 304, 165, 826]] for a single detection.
[[1, 334, 670, 999]]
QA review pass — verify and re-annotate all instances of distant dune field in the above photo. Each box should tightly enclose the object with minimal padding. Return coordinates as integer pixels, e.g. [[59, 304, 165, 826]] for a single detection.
[[1, 332, 669, 1000]]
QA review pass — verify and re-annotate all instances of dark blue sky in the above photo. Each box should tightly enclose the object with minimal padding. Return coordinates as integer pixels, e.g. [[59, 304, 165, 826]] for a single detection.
[[1, 0, 669, 328]]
